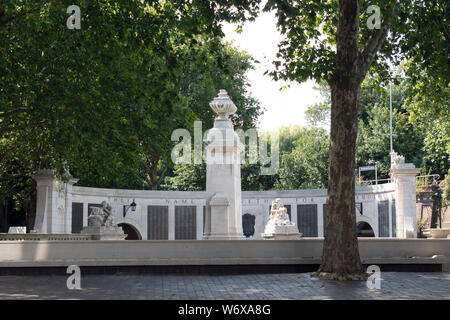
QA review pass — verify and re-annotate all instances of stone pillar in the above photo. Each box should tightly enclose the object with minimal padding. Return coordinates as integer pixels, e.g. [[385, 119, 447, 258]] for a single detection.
[[32, 169, 78, 234], [390, 152, 421, 238], [32, 170, 56, 233], [203, 90, 244, 240]]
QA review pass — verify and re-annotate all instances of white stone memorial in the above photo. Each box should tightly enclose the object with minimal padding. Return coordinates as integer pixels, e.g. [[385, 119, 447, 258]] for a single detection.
[[262, 199, 302, 240], [203, 90, 245, 240], [81, 201, 126, 240]]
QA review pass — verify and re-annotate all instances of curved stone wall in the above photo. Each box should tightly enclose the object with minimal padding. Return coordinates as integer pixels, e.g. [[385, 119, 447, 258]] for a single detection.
[[31, 174, 400, 240]]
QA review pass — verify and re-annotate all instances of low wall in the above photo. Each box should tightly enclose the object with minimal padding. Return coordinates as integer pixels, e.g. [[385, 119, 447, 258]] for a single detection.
[[0, 239, 448, 269], [0, 233, 92, 241]]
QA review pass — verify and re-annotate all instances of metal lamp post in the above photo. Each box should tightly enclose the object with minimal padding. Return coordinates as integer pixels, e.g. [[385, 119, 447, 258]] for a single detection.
[[388, 82, 398, 154], [123, 199, 137, 218]]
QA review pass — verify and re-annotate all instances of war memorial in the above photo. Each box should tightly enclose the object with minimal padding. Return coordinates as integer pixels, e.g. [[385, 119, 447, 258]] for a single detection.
[[1, 0, 450, 309], [0, 90, 448, 278]]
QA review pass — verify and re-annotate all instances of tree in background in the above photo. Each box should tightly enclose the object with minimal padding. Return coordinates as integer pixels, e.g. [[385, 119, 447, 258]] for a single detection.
[[138, 37, 261, 190], [0, 0, 261, 229], [421, 122, 449, 179], [304, 82, 331, 128], [356, 76, 425, 180], [164, 125, 329, 191], [274, 127, 329, 189], [305, 73, 447, 183], [404, 65, 449, 179]]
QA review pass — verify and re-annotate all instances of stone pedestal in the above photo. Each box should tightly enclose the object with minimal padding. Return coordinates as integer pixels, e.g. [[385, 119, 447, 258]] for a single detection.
[[81, 225, 126, 240], [81, 201, 126, 240], [390, 152, 421, 238], [203, 90, 244, 240], [262, 223, 302, 240]]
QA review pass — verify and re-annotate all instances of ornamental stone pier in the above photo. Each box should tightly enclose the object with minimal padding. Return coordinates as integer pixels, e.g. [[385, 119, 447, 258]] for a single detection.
[[203, 90, 245, 240], [390, 152, 421, 238], [31, 169, 78, 234]]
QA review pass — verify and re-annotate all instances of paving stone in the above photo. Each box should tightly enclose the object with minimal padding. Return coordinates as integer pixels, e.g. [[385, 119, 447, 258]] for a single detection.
[[0, 272, 448, 300]]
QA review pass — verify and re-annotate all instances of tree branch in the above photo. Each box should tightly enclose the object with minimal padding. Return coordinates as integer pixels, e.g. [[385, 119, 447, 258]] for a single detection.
[[156, 164, 169, 186], [0, 107, 30, 119], [0, 2, 50, 29], [0, 173, 28, 181], [357, 3, 398, 81], [0, 119, 47, 137]]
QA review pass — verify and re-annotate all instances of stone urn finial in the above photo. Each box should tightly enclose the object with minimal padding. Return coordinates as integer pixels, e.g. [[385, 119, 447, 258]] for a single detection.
[[209, 89, 237, 120]]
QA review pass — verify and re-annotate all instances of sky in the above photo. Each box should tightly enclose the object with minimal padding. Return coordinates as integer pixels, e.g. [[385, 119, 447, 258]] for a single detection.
[[222, 11, 322, 131]]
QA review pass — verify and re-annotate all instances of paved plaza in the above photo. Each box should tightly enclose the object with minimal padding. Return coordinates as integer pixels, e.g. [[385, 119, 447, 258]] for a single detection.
[[0, 272, 449, 300]]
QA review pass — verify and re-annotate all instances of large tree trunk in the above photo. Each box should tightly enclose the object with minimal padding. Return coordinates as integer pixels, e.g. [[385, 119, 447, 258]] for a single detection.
[[315, 0, 367, 280], [143, 152, 168, 190], [316, 80, 366, 280]]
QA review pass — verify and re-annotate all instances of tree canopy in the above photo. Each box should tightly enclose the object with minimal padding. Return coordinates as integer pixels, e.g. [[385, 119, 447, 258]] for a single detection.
[[0, 0, 261, 228]]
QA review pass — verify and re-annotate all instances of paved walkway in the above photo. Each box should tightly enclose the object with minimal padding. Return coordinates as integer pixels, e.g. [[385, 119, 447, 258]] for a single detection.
[[0, 272, 449, 300]]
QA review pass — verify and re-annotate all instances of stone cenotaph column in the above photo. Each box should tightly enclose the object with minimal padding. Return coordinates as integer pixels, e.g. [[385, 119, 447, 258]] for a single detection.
[[203, 90, 245, 240]]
